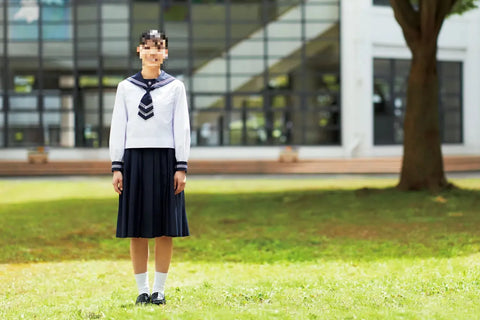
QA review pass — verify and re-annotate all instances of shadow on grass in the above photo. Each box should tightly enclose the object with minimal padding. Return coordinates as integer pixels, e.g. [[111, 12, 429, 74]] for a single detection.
[[1, 187, 480, 264]]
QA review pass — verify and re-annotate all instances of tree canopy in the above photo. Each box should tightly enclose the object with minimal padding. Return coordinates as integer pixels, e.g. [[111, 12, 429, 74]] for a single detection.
[[451, 0, 478, 15]]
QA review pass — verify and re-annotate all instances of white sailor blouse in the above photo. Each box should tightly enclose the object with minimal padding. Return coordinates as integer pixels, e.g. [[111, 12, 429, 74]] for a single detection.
[[109, 71, 190, 172]]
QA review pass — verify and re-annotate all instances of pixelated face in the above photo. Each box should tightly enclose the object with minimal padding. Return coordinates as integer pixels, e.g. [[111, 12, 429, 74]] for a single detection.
[[137, 39, 168, 68]]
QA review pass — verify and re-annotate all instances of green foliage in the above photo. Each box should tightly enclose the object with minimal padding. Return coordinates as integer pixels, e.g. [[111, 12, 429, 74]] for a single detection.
[[405, 0, 478, 14], [451, 0, 479, 15], [1, 178, 480, 319]]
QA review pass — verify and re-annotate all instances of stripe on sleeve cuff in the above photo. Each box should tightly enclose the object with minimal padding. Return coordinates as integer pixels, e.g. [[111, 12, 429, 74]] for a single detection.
[[111, 161, 124, 172], [176, 161, 188, 172]]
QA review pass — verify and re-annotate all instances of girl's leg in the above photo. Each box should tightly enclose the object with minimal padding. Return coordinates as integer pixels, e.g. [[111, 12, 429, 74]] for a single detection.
[[151, 236, 173, 303], [131, 238, 150, 301], [154, 236, 173, 272], [130, 238, 149, 273]]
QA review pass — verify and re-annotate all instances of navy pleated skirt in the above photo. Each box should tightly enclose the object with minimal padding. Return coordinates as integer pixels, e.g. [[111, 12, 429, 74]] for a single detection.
[[116, 148, 190, 238]]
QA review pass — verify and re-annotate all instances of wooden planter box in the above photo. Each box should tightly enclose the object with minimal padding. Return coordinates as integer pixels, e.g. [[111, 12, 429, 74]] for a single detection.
[[279, 146, 299, 162], [28, 147, 49, 164]]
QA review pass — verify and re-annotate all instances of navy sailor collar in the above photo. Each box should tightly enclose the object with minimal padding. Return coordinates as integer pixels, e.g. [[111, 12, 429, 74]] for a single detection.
[[127, 70, 175, 90]]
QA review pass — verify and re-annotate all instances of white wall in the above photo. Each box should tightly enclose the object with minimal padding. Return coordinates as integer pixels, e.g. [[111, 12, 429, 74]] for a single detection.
[[341, 0, 480, 158], [341, 0, 373, 158], [461, 8, 480, 156]]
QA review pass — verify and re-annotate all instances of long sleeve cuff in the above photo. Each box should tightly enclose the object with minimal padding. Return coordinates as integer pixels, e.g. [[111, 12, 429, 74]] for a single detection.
[[111, 161, 124, 172], [176, 161, 188, 172]]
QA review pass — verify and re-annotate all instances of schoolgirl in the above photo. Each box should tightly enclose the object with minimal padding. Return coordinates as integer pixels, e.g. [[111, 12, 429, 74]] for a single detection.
[[109, 30, 190, 305]]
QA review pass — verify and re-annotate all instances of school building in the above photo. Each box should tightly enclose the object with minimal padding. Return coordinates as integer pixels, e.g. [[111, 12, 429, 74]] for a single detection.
[[1, 0, 480, 172]]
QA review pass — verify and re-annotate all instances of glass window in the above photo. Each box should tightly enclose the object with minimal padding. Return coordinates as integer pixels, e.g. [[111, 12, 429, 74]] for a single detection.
[[439, 62, 462, 143], [373, 58, 463, 145], [8, 0, 39, 41], [303, 107, 340, 145], [102, 3, 129, 57], [194, 94, 225, 110], [191, 110, 225, 146], [102, 39, 129, 57], [43, 93, 74, 147], [192, 2, 225, 23], [77, 3, 97, 22], [43, 42, 73, 57], [373, 0, 390, 6], [102, 21, 128, 38], [241, 110, 289, 145], [164, 2, 189, 22], [8, 0, 71, 41], [0, 65, 4, 95], [10, 94, 37, 110], [0, 112, 4, 147], [77, 22, 98, 41], [133, 1, 159, 22], [81, 89, 100, 148], [13, 75, 35, 93], [102, 89, 116, 147], [77, 4, 98, 58], [43, 111, 61, 146], [8, 42, 39, 57], [189, 0, 339, 145], [77, 58, 99, 70], [306, 1, 339, 21], [232, 94, 263, 109], [373, 75, 395, 144], [41, 1, 72, 41], [192, 74, 228, 94], [8, 111, 41, 147], [103, 57, 129, 70]]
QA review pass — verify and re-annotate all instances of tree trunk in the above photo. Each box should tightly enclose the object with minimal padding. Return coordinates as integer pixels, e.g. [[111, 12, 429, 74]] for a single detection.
[[397, 40, 448, 191]]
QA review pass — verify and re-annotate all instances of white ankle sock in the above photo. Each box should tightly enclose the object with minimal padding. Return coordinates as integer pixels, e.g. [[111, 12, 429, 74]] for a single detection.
[[152, 272, 168, 295], [134, 272, 149, 295]]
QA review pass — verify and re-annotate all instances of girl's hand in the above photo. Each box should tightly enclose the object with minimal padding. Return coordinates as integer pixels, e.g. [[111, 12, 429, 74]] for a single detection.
[[174, 171, 186, 195], [112, 171, 123, 194]]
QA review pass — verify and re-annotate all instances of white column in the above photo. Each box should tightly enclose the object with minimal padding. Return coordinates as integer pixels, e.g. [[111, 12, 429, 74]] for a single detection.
[[341, 0, 373, 158], [60, 95, 75, 147], [462, 9, 480, 154]]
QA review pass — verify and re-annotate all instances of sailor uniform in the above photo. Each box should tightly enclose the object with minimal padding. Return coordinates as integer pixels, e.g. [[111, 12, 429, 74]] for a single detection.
[[109, 71, 190, 238], [127, 71, 175, 120], [110, 71, 190, 172]]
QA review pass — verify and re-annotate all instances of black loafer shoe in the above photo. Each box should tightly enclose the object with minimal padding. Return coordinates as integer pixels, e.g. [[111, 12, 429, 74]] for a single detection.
[[135, 293, 150, 305], [151, 292, 166, 305]]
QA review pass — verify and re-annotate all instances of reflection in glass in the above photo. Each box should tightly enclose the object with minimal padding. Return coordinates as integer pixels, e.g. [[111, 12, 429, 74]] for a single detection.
[[8, 111, 41, 147], [373, 59, 462, 145], [192, 111, 224, 146], [14, 75, 35, 93], [102, 90, 116, 147], [0, 113, 4, 147], [8, 0, 72, 41], [43, 42, 73, 57], [9, 95, 37, 110], [238, 111, 288, 145], [77, 4, 97, 22]]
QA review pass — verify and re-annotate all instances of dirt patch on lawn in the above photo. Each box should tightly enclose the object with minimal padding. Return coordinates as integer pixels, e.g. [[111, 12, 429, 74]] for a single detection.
[[318, 222, 441, 241]]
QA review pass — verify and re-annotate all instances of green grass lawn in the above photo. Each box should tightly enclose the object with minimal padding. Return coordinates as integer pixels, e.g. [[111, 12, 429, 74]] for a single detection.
[[1, 177, 480, 319]]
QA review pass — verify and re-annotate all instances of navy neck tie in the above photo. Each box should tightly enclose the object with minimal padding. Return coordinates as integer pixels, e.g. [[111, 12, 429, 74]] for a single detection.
[[138, 84, 155, 120], [127, 71, 175, 120]]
